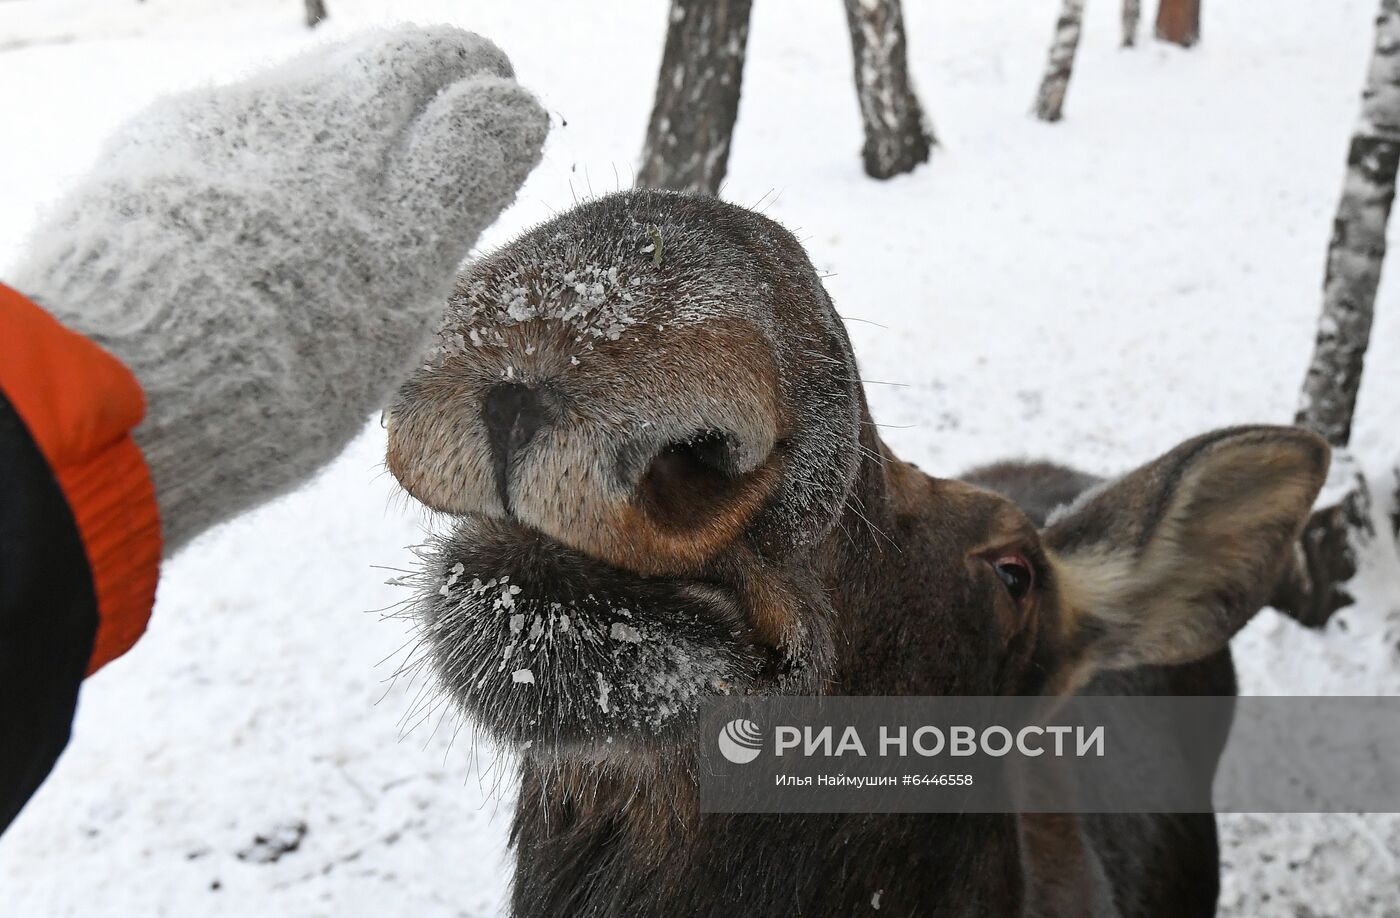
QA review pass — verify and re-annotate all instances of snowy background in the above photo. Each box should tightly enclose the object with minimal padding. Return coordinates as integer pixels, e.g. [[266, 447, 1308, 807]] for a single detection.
[[3, 0, 1400, 914]]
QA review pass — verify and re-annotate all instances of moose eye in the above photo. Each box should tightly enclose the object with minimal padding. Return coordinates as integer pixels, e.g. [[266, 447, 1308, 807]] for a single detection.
[[992, 555, 1035, 600]]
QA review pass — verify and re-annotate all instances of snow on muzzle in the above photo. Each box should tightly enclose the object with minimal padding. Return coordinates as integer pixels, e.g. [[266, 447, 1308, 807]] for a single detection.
[[399, 515, 762, 751]]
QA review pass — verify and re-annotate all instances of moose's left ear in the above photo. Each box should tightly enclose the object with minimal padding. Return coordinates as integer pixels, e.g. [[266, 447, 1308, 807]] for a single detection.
[[1043, 426, 1329, 678]]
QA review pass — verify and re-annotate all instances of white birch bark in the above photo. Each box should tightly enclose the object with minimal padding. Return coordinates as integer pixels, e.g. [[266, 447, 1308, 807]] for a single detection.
[[637, 0, 752, 196], [1122, 0, 1141, 47], [1034, 0, 1086, 123], [843, 0, 935, 179], [1275, 0, 1400, 627], [1297, 0, 1400, 447]]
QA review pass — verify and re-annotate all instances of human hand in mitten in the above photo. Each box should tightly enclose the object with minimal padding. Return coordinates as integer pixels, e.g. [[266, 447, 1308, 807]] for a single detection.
[[10, 25, 548, 556]]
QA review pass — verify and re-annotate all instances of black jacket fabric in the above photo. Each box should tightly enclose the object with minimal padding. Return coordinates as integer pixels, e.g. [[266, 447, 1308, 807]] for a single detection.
[[0, 389, 96, 832]]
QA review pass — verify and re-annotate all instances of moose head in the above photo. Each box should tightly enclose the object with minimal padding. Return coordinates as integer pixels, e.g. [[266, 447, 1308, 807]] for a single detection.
[[386, 191, 1326, 916]]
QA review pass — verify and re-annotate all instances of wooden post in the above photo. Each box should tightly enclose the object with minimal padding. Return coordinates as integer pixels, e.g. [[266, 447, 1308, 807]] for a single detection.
[[1154, 0, 1200, 48]]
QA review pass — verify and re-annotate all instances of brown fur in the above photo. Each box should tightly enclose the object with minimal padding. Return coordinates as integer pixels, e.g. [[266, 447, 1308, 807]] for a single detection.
[[387, 191, 1328, 917]]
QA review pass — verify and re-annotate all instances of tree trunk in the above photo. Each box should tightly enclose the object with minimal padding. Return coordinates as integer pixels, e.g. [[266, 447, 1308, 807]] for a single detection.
[[1297, 0, 1400, 448], [304, 0, 328, 29], [1278, 0, 1400, 628], [1122, 0, 1141, 47], [1391, 460, 1400, 546], [1154, 0, 1200, 47], [1034, 0, 1087, 123], [843, 0, 935, 179], [636, 0, 753, 197]]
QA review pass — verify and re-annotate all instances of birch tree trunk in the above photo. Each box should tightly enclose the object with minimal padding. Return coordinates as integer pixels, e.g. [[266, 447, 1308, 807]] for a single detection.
[[637, 0, 753, 196], [1122, 0, 1141, 47], [304, 0, 328, 29], [1154, 0, 1200, 47], [1279, 0, 1400, 627], [1034, 0, 1087, 123], [1390, 461, 1400, 545], [843, 0, 935, 179], [1297, 0, 1400, 447]]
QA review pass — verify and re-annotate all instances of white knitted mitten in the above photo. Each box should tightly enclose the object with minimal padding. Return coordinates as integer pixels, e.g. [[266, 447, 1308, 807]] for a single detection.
[[12, 26, 547, 554]]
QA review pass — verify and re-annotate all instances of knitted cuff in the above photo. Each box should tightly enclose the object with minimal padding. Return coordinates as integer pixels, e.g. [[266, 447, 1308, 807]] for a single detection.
[[0, 284, 162, 673]]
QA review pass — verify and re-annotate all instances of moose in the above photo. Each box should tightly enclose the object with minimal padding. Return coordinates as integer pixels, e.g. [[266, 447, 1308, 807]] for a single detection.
[[385, 191, 1327, 916]]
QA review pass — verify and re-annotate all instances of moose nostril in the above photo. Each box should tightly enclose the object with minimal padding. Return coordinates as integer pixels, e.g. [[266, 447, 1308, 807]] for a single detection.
[[637, 431, 744, 528], [482, 382, 551, 514], [662, 431, 737, 478]]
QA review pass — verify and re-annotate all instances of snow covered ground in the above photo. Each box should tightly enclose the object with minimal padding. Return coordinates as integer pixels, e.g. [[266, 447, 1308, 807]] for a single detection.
[[2, 0, 1399, 914]]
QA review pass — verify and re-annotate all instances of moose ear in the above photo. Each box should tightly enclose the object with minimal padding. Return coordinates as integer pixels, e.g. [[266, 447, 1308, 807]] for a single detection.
[[1043, 426, 1329, 678]]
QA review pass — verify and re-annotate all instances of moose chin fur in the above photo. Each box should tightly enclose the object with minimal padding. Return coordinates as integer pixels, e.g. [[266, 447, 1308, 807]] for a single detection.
[[405, 513, 775, 756]]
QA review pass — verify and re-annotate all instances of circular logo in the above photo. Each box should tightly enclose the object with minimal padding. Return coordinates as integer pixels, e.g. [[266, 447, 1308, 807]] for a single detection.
[[718, 718, 764, 764]]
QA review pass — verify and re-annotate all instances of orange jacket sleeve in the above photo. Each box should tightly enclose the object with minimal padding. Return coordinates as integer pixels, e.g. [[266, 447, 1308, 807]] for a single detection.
[[0, 283, 162, 673]]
